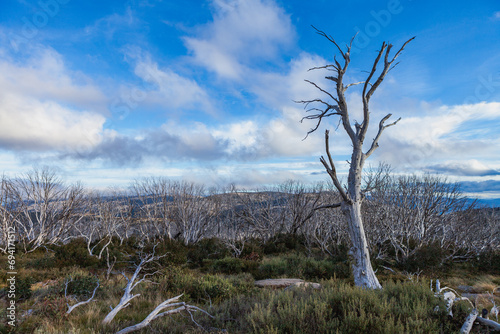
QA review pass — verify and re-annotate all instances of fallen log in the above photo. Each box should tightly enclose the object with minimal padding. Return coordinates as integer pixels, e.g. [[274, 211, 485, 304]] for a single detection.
[[476, 316, 500, 331], [460, 308, 478, 334]]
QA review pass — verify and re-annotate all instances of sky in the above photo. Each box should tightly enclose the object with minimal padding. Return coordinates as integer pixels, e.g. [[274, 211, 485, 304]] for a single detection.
[[0, 0, 499, 204]]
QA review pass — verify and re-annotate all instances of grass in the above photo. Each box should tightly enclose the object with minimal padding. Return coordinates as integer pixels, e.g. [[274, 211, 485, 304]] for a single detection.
[[0, 237, 499, 333]]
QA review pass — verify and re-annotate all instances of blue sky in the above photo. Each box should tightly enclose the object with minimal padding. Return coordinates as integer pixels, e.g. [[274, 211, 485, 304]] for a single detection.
[[0, 0, 499, 203]]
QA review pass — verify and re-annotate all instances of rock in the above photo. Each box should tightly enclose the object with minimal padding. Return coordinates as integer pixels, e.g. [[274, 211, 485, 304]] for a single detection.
[[254, 278, 304, 288], [285, 281, 322, 290], [254, 278, 321, 290]]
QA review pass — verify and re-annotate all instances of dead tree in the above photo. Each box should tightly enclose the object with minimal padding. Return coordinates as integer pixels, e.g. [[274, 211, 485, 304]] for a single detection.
[[115, 294, 214, 334], [169, 181, 214, 245], [102, 247, 164, 325], [0, 176, 17, 253], [10, 167, 85, 252], [298, 27, 414, 289], [65, 277, 100, 314], [132, 177, 173, 240]]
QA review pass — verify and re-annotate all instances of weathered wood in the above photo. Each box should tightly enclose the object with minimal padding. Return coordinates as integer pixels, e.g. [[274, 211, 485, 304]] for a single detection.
[[115, 296, 214, 334], [115, 295, 184, 334], [254, 278, 321, 290], [103, 248, 164, 325], [343, 201, 381, 289], [65, 278, 99, 314], [299, 28, 413, 289], [476, 316, 500, 331], [460, 308, 478, 334]]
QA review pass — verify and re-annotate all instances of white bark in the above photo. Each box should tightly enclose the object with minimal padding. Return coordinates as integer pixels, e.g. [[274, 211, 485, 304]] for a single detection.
[[476, 316, 500, 331], [115, 294, 214, 334], [460, 308, 478, 334], [299, 29, 413, 289], [102, 250, 162, 325], [115, 295, 184, 334], [343, 201, 381, 289], [65, 278, 100, 314]]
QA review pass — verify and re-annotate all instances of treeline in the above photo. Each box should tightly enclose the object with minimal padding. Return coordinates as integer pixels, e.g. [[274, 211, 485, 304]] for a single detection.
[[0, 167, 499, 269]]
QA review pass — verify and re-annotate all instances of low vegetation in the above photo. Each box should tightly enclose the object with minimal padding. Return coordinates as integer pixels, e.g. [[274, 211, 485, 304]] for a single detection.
[[1, 167, 499, 332], [0, 235, 499, 333]]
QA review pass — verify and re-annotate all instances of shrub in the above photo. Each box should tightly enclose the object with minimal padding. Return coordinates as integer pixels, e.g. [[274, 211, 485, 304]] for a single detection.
[[208, 280, 455, 334], [62, 274, 100, 297], [239, 239, 264, 259], [399, 242, 447, 272], [255, 253, 347, 280], [54, 238, 99, 268], [187, 238, 230, 268], [16, 276, 35, 301], [475, 249, 500, 274], [262, 234, 306, 255], [140, 238, 189, 266], [159, 268, 237, 303], [209, 257, 259, 275], [26, 254, 56, 269]]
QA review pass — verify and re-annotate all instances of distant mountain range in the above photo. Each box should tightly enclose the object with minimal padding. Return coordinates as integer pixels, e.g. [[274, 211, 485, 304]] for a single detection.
[[475, 197, 500, 208]]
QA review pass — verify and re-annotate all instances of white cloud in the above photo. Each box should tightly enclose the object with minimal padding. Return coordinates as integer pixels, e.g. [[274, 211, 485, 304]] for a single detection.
[[0, 47, 107, 112], [84, 7, 138, 39], [133, 55, 214, 114], [184, 0, 295, 79], [212, 120, 259, 153], [0, 95, 105, 151], [377, 102, 500, 170], [0, 47, 107, 152], [493, 11, 500, 21]]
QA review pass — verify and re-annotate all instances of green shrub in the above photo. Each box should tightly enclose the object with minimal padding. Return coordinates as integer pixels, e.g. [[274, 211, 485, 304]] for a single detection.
[[475, 249, 500, 274], [159, 268, 237, 303], [141, 237, 189, 266], [239, 239, 264, 259], [209, 257, 259, 275], [54, 238, 99, 268], [0, 275, 34, 301], [26, 253, 56, 269], [16, 276, 35, 301], [186, 238, 231, 268], [262, 234, 306, 255], [255, 253, 348, 280], [400, 242, 447, 272], [207, 280, 455, 334], [62, 274, 100, 297]]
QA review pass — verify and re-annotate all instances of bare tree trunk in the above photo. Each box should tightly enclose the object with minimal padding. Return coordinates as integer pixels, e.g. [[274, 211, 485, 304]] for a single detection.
[[299, 27, 414, 289], [342, 201, 381, 288]]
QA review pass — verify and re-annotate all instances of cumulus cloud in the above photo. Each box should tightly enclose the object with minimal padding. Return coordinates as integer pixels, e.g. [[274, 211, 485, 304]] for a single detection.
[[0, 47, 107, 112], [0, 47, 107, 152], [377, 102, 500, 170], [184, 0, 295, 79]]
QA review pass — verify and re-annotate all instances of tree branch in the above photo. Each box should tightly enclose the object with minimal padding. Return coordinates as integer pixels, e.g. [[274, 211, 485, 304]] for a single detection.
[[320, 130, 350, 204], [314, 203, 342, 210], [311, 25, 346, 59], [65, 277, 100, 315], [359, 37, 414, 141], [364, 114, 401, 159]]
